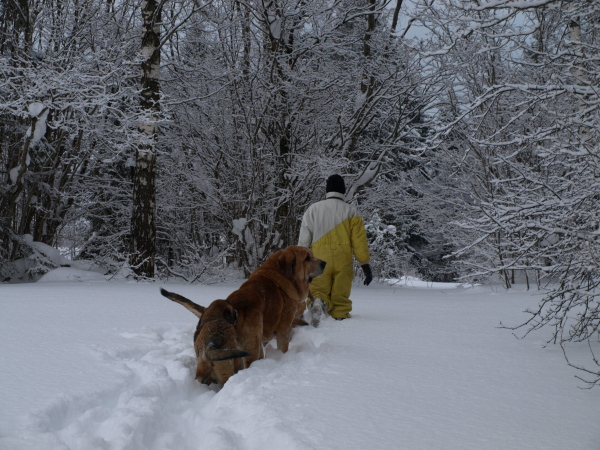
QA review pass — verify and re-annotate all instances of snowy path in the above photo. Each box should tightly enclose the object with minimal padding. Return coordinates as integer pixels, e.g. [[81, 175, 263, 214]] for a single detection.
[[1, 280, 599, 449]]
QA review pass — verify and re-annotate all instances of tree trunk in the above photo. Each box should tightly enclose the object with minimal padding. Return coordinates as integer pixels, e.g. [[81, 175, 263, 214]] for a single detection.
[[130, 0, 161, 278]]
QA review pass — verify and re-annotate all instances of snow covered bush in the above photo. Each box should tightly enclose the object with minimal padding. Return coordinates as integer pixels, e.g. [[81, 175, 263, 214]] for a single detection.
[[0, 235, 101, 282]]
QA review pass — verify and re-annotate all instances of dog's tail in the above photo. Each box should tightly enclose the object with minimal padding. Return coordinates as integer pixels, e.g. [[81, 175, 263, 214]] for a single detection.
[[160, 288, 206, 319], [205, 342, 250, 362]]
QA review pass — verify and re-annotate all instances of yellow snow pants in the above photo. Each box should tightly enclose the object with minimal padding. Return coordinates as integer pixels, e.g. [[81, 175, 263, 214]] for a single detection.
[[309, 244, 354, 319]]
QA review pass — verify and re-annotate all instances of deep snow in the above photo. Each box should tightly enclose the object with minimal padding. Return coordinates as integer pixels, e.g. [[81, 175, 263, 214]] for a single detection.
[[0, 274, 598, 450]]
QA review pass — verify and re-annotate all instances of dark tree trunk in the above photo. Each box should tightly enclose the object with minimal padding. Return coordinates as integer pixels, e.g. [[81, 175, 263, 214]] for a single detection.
[[130, 0, 161, 278]]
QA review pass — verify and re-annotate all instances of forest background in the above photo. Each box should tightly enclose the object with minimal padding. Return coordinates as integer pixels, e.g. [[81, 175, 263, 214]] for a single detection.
[[2, 0, 600, 385]]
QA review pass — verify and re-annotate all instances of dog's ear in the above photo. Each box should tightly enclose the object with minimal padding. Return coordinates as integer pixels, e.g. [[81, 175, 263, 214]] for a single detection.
[[223, 305, 237, 325], [279, 249, 296, 278]]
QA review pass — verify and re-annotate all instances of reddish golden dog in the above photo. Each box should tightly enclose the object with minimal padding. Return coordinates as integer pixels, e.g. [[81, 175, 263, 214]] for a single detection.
[[160, 245, 325, 385], [229, 245, 325, 368], [160, 289, 248, 386]]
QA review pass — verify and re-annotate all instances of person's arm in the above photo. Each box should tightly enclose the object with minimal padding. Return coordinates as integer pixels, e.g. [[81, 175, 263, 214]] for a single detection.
[[298, 212, 313, 247], [350, 215, 372, 285], [350, 216, 370, 264]]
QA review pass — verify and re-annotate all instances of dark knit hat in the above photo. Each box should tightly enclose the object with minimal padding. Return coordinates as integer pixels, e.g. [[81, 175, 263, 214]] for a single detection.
[[326, 174, 346, 194]]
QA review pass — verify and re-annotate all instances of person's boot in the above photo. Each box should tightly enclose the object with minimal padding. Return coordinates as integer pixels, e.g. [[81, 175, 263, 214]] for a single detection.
[[310, 297, 326, 327]]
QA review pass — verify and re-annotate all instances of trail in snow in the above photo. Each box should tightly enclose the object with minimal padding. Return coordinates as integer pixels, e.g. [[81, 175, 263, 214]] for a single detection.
[[0, 280, 599, 450]]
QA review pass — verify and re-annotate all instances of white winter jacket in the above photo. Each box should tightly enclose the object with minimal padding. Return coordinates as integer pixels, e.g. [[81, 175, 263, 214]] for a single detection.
[[298, 192, 370, 265]]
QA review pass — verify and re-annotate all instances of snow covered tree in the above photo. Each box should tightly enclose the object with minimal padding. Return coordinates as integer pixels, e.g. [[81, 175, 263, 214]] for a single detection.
[[0, 0, 139, 280], [0, 0, 484, 288], [151, 0, 446, 279], [412, 0, 600, 385], [130, 0, 162, 278]]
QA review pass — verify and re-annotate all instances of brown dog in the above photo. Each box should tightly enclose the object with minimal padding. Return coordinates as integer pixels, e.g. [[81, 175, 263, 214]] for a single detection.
[[160, 288, 249, 386], [229, 245, 325, 368]]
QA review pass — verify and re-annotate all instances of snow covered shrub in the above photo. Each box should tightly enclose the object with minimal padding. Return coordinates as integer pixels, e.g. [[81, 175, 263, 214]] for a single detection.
[[1, 235, 75, 282], [364, 212, 406, 280]]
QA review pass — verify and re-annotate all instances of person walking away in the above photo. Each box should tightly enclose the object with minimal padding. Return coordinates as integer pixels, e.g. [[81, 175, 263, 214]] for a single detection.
[[298, 174, 373, 325]]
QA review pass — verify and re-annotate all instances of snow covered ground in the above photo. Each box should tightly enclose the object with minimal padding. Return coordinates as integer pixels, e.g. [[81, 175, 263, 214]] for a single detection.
[[1, 274, 599, 450]]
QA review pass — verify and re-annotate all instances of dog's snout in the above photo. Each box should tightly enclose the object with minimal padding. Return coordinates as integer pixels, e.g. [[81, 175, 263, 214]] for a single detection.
[[320, 260, 326, 270]]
